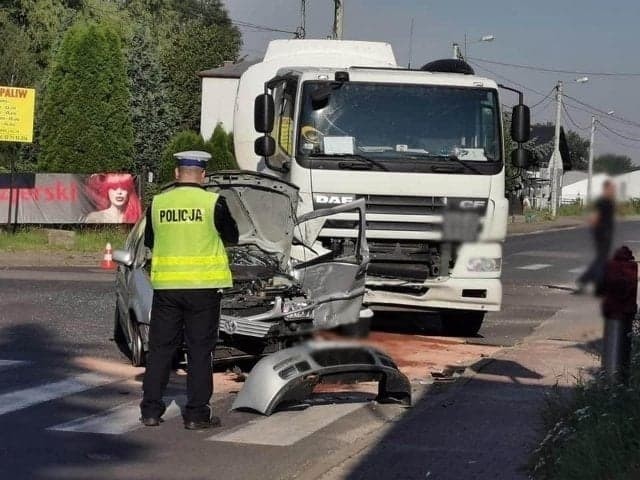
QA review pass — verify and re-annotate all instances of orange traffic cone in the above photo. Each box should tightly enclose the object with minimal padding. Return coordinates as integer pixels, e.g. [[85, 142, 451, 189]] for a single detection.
[[101, 242, 116, 270]]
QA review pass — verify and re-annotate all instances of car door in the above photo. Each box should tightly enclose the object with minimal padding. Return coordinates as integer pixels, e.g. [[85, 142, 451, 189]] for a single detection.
[[128, 217, 153, 328], [292, 199, 369, 330], [115, 220, 145, 341]]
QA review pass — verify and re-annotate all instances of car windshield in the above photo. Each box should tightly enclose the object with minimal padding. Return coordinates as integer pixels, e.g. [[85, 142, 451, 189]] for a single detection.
[[297, 82, 500, 164]]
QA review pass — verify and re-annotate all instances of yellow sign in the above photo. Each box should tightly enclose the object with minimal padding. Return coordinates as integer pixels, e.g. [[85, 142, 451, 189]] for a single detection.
[[0, 86, 36, 143]]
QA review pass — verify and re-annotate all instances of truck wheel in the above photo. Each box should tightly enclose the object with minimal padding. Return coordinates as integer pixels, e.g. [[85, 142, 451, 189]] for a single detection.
[[339, 317, 372, 338], [441, 311, 485, 337]]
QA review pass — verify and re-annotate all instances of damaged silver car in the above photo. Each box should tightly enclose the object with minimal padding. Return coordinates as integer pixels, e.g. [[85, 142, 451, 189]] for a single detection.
[[112, 171, 370, 366]]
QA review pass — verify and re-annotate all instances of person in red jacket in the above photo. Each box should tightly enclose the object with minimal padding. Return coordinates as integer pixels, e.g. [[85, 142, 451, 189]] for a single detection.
[[600, 245, 638, 382]]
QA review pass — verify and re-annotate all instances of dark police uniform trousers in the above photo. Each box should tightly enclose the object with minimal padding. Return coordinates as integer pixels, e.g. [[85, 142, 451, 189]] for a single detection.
[[141, 289, 221, 421]]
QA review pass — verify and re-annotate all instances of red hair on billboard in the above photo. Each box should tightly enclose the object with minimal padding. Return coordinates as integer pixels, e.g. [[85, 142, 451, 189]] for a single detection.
[[85, 173, 141, 223]]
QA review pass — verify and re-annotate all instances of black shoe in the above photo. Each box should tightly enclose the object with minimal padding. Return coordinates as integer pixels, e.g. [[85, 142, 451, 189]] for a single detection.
[[184, 416, 221, 431], [140, 416, 162, 427]]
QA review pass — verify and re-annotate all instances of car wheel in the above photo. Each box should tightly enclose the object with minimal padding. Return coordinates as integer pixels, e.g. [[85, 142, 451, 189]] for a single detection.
[[441, 311, 485, 337], [113, 304, 131, 359], [339, 316, 372, 338], [130, 320, 146, 367]]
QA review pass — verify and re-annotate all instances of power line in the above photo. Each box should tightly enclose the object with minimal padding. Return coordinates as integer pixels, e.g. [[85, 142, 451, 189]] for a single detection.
[[597, 121, 640, 143], [530, 88, 555, 109], [562, 103, 590, 131], [468, 59, 640, 141], [467, 60, 548, 97], [232, 19, 298, 35], [563, 93, 640, 129], [469, 56, 640, 78], [597, 126, 640, 149]]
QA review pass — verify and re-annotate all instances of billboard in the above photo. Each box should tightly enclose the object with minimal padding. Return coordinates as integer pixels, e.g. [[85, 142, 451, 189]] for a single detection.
[[0, 87, 36, 143], [0, 173, 142, 224]]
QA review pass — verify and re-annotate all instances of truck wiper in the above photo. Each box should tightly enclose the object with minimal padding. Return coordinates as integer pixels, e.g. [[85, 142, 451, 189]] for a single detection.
[[403, 153, 483, 175], [310, 154, 389, 171]]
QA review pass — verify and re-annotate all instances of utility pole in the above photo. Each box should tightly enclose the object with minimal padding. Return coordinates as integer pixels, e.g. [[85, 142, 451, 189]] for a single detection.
[[464, 33, 468, 59], [297, 0, 307, 38], [333, 0, 344, 40], [550, 80, 563, 217], [587, 115, 596, 204], [407, 18, 414, 68]]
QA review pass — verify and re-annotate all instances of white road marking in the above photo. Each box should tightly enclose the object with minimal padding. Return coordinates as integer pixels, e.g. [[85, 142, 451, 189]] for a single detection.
[[569, 267, 586, 274], [518, 264, 552, 271], [0, 360, 28, 372], [0, 373, 114, 416], [49, 398, 183, 435], [208, 403, 364, 446]]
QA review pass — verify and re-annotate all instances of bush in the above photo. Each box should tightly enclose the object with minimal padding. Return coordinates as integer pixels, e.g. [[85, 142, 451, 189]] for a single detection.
[[158, 126, 237, 184], [39, 21, 134, 173], [206, 123, 237, 171], [158, 130, 206, 184], [531, 330, 640, 480]]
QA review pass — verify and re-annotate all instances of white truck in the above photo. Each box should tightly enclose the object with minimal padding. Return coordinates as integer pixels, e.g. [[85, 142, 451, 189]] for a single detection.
[[230, 39, 531, 335]]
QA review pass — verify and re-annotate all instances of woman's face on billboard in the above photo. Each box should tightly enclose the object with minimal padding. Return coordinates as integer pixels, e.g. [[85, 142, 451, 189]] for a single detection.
[[108, 187, 128, 208]]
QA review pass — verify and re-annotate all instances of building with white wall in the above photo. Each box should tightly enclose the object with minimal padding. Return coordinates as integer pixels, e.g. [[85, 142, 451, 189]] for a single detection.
[[614, 170, 640, 200], [198, 59, 259, 140]]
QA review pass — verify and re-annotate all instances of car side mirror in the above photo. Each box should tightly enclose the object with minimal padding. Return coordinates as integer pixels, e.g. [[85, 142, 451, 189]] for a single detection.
[[112, 249, 133, 267], [511, 104, 531, 143], [254, 94, 275, 133], [511, 147, 531, 169]]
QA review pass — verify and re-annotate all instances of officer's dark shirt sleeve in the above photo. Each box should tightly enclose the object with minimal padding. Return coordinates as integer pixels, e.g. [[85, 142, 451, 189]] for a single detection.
[[215, 197, 239, 245], [144, 205, 154, 249]]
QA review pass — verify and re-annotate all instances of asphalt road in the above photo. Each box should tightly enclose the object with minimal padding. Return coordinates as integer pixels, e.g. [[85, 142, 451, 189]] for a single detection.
[[0, 221, 636, 480]]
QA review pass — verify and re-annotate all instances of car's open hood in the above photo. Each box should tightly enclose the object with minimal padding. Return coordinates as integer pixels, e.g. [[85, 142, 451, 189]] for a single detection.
[[204, 171, 300, 270]]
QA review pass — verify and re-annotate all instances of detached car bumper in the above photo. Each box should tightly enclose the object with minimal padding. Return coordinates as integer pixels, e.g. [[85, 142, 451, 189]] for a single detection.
[[232, 341, 412, 415]]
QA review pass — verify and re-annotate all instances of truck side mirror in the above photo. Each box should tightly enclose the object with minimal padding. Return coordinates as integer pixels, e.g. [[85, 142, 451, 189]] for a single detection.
[[511, 147, 531, 169], [254, 135, 276, 158], [511, 104, 531, 143], [254, 94, 275, 133]]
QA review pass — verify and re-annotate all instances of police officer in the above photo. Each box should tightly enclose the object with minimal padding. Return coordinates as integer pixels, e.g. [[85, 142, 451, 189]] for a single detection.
[[140, 151, 238, 430]]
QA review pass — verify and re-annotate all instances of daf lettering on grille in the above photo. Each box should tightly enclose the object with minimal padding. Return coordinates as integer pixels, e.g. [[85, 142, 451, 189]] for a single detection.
[[314, 194, 355, 205]]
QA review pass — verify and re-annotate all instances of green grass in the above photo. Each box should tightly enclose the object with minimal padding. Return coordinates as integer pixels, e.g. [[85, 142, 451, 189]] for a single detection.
[[0, 226, 129, 253], [531, 335, 640, 480]]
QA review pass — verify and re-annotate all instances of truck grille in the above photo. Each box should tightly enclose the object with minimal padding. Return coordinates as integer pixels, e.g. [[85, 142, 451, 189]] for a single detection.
[[358, 194, 446, 215]]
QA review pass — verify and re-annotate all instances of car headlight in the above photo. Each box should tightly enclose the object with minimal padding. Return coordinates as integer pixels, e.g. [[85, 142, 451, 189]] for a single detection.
[[282, 300, 314, 320], [467, 257, 502, 272]]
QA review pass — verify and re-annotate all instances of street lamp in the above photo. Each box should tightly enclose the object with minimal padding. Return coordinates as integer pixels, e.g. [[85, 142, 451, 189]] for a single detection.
[[549, 77, 589, 216], [587, 110, 615, 203], [463, 33, 495, 59], [452, 34, 495, 60]]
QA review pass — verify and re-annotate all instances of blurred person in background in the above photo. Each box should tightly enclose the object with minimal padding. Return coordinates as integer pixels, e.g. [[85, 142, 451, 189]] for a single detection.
[[575, 179, 616, 294]]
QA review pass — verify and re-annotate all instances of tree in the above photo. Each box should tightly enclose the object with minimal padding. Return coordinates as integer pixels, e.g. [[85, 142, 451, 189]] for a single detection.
[[564, 130, 590, 171], [206, 123, 237, 171], [594, 154, 636, 175], [39, 21, 134, 172], [158, 130, 206, 183], [160, 6, 241, 131], [127, 23, 177, 174]]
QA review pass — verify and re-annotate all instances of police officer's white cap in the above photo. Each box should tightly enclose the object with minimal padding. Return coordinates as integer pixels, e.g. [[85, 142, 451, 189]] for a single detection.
[[174, 150, 211, 168]]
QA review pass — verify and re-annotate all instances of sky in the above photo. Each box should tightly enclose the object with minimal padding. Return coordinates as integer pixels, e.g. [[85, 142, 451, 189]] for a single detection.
[[223, 0, 640, 163]]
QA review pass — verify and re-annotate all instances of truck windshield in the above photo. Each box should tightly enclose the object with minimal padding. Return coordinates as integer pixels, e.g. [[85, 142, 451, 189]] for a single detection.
[[297, 82, 501, 173]]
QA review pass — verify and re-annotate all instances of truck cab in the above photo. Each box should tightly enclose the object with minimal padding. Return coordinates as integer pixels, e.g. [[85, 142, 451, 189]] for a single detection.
[[232, 40, 530, 335]]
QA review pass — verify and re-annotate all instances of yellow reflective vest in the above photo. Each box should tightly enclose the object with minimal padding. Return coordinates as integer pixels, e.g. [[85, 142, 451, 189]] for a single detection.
[[150, 186, 233, 290]]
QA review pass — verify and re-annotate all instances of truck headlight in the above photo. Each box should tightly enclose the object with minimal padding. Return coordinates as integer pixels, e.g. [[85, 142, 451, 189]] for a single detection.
[[282, 300, 314, 320], [467, 257, 501, 272]]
